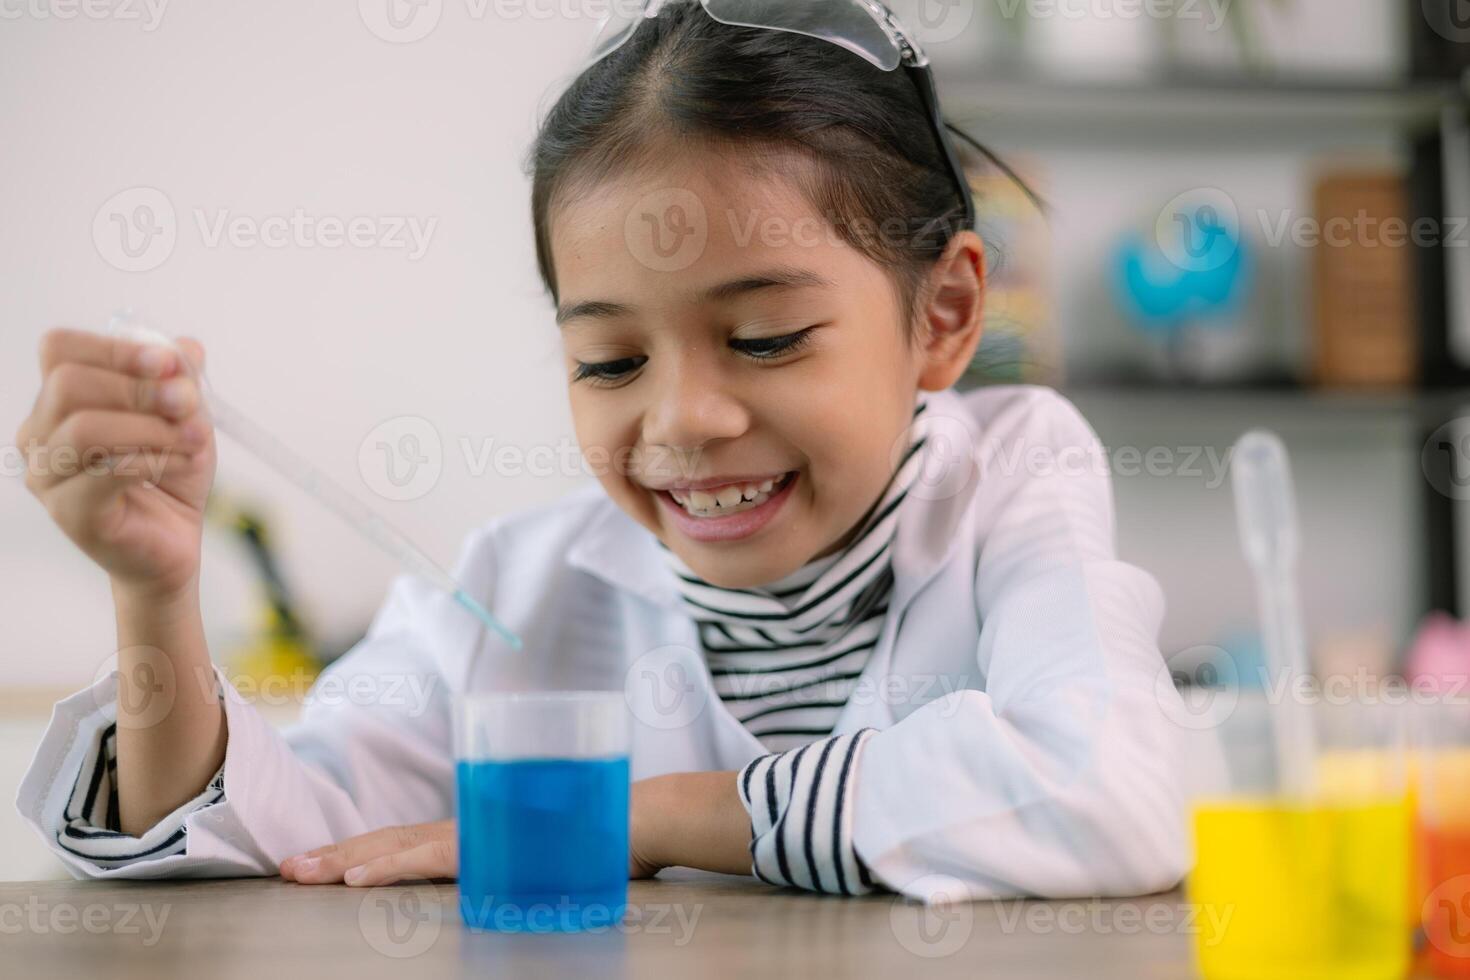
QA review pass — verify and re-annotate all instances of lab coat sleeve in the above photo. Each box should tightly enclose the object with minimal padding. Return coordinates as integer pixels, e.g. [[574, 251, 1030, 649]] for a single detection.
[[847, 391, 1190, 902], [16, 528, 498, 880], [44, 692, 227, 870]]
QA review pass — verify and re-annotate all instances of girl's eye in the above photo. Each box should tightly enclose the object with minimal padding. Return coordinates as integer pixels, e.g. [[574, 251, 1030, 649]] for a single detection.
[[571, 328, 815, 387], [730, 327, 816, 360], [572, 355, 647, 387]]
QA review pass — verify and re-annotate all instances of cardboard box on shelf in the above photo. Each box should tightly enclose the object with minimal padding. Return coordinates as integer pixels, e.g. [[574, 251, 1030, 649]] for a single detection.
[[1311, 171, 1418, 388]]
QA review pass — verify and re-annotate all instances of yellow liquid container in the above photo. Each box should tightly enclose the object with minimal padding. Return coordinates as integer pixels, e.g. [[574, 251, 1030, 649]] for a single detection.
[[1188, 750, 1412, 980]]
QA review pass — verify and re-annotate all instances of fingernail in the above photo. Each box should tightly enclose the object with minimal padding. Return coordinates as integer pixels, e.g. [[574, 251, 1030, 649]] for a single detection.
[[344, 865, 365, 885], [158, 378, 192, 415], [181, 420, 206, 448], [295, 856, 320, 876], [137, 346, 172, 378]]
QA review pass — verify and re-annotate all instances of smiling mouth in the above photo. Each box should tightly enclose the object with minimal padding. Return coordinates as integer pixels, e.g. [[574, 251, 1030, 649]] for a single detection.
[[661, 471, 796, 519]]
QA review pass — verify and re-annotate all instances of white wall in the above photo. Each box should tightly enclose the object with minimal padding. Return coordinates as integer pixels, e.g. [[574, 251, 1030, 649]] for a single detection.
[[1, 2, 600, 687]]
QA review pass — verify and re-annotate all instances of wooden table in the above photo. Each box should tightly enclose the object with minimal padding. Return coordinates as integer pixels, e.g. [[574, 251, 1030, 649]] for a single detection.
[[0, 871, 1203, 978]]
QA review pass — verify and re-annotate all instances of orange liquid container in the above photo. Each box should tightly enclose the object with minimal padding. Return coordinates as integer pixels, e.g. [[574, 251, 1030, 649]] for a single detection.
[[1420, 823, 1470, 977], [1417, 748, 1470, 978]]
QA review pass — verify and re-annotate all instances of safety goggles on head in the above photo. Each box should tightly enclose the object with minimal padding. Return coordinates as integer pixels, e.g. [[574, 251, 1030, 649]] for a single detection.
[[583, 0, 980, 231]]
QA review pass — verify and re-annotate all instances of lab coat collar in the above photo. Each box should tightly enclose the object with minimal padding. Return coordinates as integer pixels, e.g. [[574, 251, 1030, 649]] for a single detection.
[[565, 493, 683, 611], [565, 386, 980, 616], [887, 386, 980, 612]]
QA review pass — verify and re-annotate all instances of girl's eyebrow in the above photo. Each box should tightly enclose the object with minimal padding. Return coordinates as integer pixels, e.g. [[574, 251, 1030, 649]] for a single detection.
[[556, 265, 834, 328]]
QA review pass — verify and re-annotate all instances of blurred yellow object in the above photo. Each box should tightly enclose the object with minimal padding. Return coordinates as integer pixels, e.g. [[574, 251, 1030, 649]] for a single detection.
[[1189, 749, 1412, 980], [228, 631, 321, 696], [205, 492, 324, 697]]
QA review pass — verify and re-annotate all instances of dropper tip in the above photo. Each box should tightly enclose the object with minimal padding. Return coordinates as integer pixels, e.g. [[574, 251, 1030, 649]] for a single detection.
[[453, 589, 523, 650]]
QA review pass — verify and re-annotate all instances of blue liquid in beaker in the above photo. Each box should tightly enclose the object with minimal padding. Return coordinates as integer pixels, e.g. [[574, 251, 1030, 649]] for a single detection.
[[456, 756, 629, 932]]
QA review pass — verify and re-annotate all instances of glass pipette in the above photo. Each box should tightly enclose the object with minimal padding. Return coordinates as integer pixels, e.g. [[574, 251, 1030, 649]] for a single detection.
[[1231, 429, 1315, 797]]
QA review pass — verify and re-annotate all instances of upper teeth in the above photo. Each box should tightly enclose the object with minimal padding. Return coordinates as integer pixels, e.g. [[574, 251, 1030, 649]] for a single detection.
[[670, 475, 782, 512]]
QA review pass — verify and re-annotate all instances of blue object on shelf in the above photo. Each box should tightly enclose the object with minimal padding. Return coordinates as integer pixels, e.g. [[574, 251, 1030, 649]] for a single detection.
[[1111, 190, 1253, 336]]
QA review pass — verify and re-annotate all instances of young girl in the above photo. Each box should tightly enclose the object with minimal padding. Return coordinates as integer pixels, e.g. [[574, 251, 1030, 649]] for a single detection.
[[15, 0, 1187, 901]]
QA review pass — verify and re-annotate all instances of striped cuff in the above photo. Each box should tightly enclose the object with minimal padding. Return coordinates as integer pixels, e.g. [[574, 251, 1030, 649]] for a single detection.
[[55, 720, 226, 868], [737, 728, 880, 895]]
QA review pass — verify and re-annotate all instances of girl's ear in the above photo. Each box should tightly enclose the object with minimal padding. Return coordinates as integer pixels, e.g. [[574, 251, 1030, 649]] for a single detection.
[[914, 230, 986, 392]]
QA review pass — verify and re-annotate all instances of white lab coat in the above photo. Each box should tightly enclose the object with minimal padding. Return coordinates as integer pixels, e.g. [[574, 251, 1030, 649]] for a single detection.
[[17, 385, 1190, 901]]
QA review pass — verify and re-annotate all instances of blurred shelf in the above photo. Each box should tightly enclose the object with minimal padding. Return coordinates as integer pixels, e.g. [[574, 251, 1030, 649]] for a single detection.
[[1061, 381, 1470, 421], [939, 69, 1468, 146]]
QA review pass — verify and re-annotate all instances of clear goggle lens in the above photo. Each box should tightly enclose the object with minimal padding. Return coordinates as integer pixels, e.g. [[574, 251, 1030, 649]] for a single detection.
[[588, 0, 910, 72]]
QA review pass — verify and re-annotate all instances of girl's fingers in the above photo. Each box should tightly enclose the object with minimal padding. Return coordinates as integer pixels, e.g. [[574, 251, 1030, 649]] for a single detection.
[[37, 446, 209, 546], [175, 337, 206, 374], [280, 827, 413, 882], [30, 362, 199, 436], [282, 822, 452, 884], [342, 839, 458, 888], [39, 327, 182, 380], [26, 411, 204, 493]]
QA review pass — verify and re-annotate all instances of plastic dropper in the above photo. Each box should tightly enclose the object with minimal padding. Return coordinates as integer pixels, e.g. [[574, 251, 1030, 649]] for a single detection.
[[1230, 429, 1316, 798], [107, 311, 523, 651]]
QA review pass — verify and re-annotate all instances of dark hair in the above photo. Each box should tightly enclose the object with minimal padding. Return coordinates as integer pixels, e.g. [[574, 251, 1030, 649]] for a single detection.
[[525, 0, 1017, 337]]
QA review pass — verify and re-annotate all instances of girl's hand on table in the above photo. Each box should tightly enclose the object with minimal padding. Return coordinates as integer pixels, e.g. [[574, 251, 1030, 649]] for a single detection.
[[279, 817, 656, 886], [279, 772, 752, 886], [280, 822, 457, 887]]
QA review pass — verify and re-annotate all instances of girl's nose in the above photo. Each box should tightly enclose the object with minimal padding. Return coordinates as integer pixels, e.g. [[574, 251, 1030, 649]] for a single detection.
[[641, 362, 750, 455]]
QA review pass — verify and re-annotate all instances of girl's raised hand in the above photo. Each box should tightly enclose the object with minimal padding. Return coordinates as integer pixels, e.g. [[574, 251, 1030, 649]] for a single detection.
[[15, 328, 216, 598]]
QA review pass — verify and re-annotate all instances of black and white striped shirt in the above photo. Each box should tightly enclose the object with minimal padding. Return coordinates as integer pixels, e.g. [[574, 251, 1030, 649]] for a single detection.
[[660, 393, 932, 894]]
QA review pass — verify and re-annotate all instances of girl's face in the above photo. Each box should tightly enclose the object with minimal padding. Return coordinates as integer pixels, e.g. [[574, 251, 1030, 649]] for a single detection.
[[549, 145, 980, 589]]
